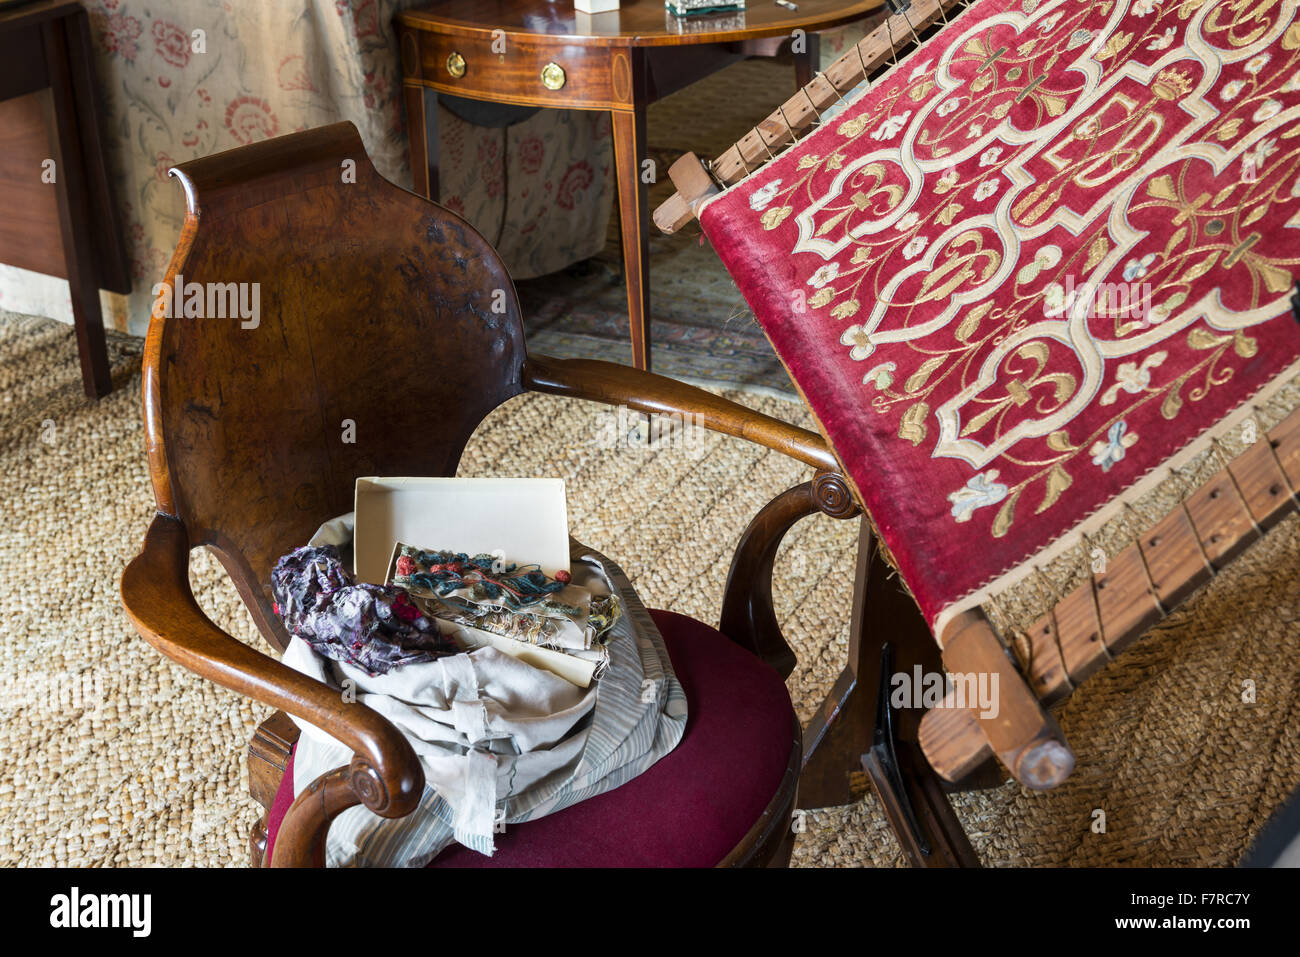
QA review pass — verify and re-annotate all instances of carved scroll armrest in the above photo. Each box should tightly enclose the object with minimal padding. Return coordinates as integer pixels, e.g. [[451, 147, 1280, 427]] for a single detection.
[[120, 513, 424, 849], [721, 473, 860, 674], [522, 354, 838, 473]]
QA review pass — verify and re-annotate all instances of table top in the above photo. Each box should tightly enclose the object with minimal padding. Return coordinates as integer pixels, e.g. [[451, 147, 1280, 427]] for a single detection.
[[400, 0, 883, 47], [0, 0, 79, 31]]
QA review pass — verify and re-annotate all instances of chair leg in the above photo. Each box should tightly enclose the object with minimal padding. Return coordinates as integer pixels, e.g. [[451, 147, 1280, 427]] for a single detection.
[[798, 518, 984, 867], [250, 817, 268, 868], [247, 710, 299, 868]]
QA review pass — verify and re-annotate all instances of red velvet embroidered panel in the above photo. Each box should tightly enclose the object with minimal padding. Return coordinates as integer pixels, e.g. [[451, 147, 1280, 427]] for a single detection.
[[700, 0, 1300, 628]]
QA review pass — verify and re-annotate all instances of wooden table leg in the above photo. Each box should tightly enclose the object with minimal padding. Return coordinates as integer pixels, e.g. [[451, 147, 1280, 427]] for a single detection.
[[404, 85, 439, 200], [610, 104, 652, 373], [42, 16, 110, 399], [794, 31, 821, 90]]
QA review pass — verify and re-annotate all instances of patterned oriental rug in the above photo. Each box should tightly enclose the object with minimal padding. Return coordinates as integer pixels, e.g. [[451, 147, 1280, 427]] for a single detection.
[[699, 0, 1300, 632]]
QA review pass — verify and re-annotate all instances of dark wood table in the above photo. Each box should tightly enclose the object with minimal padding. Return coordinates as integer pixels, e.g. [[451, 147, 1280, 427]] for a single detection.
[[0, 0, 128, 397], [397, 0, 882, 372]]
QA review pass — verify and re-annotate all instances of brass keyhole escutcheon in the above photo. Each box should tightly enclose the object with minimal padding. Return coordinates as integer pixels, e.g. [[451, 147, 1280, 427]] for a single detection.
[[446, 51, 466, 78], [541, 61, 566, 90]]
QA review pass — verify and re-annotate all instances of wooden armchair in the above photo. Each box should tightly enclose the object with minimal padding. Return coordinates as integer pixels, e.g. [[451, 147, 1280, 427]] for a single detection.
[[117, 121, 899, 867]]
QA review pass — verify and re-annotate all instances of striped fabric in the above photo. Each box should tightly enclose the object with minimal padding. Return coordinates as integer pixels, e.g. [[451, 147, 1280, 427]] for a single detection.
[[285, 531, 687, 868]]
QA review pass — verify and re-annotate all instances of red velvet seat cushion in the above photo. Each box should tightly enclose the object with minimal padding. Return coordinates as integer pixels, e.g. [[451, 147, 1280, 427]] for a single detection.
[[265, 609, 795, 867]]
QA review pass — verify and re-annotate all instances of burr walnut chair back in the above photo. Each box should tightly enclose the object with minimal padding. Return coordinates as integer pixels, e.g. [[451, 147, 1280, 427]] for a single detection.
[[144, 122, 526, 651]]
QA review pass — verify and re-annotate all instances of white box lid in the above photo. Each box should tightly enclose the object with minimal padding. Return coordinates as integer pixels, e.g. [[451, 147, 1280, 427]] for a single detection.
[[353, 477, 570, 584]]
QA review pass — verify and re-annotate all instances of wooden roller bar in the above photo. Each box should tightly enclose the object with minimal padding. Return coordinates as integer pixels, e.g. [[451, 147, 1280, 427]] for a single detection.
[[654, 0, 966, 233], [921, 404, 1300, 782], [935, 610, 1075, 790]]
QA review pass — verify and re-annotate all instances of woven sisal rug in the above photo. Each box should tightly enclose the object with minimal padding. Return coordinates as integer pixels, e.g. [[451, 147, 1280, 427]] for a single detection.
[[0, 310, 1296, 866]]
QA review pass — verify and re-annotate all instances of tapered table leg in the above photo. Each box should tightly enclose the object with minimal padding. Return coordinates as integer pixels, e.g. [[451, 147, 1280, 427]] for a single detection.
[[610, 105, 651, 373], [405, 86, 439, 200], [794, 32, 821, 90], [43, 17, 111, 398]]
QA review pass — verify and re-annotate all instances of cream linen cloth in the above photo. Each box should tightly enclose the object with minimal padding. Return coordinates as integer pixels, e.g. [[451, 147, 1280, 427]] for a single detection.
[[283, 514, 687, 867]]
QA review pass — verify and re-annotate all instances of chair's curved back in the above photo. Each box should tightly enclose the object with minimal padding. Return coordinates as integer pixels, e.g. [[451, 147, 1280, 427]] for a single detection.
[[143, 123, 527, 649]]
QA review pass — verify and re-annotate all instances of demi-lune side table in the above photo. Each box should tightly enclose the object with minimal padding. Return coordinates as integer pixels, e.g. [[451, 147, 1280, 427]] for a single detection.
[[397, 0, 882, 371]]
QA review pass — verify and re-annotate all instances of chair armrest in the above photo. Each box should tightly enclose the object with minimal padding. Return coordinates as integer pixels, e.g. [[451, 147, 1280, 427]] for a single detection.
[[522, 354, 839, 473], [120, 512, 424, 820]]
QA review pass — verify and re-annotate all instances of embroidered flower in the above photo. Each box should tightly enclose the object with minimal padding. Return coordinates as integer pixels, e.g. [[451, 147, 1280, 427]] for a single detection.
[[910, 60, 933, 80], [1039, 12, 1063, 32], [749, 180, 783, 212], [1285, 72, 1300, 93], [1147, 27, 1175, 50], [1248, 137, 1278, 172], [807, 263, 840, 288], [1123, 253, 1156, 281], [895, 211, 921, 231], [842, 325, 875, 360], [1132, 0, 1161, 16], [935, 97, 967, 118], [395, 556, 417, 577], [872, 110, 912, 141], [1221, 80, 1245, 102], [863, 361, 896, 390], [1100, 352, 1166, 405], [979, 147, 1003, 167], [1246, 54, 1271, 75], [966, 122, 985, 139], [948, 470, 1008, 523], [903, 236, 929, 259], [974, 180, 1000, 201], [1253, 99, 1282, 122], [1090, 421, 1139, 471]]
